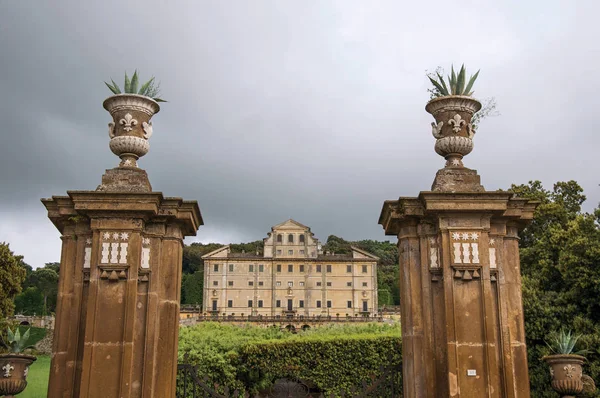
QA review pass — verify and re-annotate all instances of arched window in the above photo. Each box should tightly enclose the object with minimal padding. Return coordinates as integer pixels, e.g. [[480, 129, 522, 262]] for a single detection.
[[277, 234, 282, 243], [288, 234, 294, 243], [299, 235, 305, 243]]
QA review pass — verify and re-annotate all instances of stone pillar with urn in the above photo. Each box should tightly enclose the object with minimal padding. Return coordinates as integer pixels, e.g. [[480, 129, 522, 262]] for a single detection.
[[379, 94, 538, 397], [42, 93, 202, 397]]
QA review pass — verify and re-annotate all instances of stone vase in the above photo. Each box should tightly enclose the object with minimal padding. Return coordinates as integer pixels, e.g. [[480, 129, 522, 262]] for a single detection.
[[0, 353, 36, 397], [425, 95, 482, 168], [103, 94, 160, 168], [543, 354, 585, 398]]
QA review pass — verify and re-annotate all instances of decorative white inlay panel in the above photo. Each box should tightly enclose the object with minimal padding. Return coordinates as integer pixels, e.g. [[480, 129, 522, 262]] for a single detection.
[[119, 243, 128, 264], [101, 232, 130, 265], [489, 248, 497, 269], [471, 243, 480, 263], [453, 243, 462, 263], [141, 248, 150, 269], [141, 237, 151, 269], [450, 231, 481, 265], [101, 242, 110, 263], [429, 248, 438, 268], [84, 247, 91, 269]]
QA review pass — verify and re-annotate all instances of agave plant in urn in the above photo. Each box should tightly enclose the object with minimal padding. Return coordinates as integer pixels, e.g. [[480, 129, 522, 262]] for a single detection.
[[0, 327, 37, 397], [426, 65, 485, 192], [543, 329, 593, 398], [98, 71, 166, 192]]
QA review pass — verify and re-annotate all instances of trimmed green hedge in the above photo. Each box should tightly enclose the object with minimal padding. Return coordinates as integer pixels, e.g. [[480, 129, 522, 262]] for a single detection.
[[178, 323, 402, 394]]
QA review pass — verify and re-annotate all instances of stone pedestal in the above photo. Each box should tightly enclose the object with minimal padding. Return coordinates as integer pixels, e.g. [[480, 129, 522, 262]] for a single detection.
[[43, 180, 202, 397], [380, 186, 537, 397]]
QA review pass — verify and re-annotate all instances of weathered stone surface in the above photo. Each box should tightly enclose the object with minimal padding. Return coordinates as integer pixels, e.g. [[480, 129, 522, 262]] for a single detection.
[[379, 192, 538, 397], [42, 191, 202, 398], [96, 167, 152, 192], [431, 167, 485, 192]]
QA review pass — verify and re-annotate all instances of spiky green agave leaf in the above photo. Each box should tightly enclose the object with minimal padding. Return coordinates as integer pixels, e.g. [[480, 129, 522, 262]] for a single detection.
[[437, 72, 449, 96], [464, 70, 480, 96], [110, 79, 122, 94], [153, 98, 167, 103], [456, 64, 466, 95], [450, 65, 457, 95], [428, 76, 446, 97], [104, 81, 119, 95], [124, 72, 131, 93], [130, 70, 139, 94], [138, 77, 155, 96], [7, 327, 15, 343]]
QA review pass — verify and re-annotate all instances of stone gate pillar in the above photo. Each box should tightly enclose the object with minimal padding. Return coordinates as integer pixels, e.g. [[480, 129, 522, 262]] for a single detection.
[[42, 94, 202, 398], [379, 95, 537, 397]]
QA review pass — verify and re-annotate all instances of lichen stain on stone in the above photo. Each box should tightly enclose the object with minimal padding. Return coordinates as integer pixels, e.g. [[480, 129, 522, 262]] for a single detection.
[[449, 371, 458, 396]]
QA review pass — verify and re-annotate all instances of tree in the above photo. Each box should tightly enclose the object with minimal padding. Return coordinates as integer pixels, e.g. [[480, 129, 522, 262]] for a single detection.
[[0, 243, 27, 318], [27, 268, 59, 316], [509, 181, 600, 397], [182, 271, 203, 306], [14, 287, 44, 315]]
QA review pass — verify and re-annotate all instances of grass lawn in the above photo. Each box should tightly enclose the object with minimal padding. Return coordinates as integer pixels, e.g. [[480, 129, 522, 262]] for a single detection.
[[19, 355, 50, 398]]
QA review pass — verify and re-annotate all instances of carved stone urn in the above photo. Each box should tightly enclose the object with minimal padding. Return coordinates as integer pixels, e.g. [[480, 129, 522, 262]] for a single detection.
[[0, 353, 36, 397], [543, 354, 585, 398], [103, 94, 160, 168], [425, 95, 482, 168]]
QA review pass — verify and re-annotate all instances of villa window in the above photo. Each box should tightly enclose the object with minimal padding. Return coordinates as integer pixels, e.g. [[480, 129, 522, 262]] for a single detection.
[[299, 281, 305, 287], [228, 281, 233, 286], [258, 300, 263, 308], [276, 300, 281, 307], [288, 234, 294, 243], [249, 264, 254, 272], [288, 250, 293, 255], [228, 300, 233, 308], [347, 282, 352, 287], [316, 264, 322, 273], [276, 281, 281, 287], [327, 300, 332, 308], [277, 249, 282, 255], [362, 265, 368, 273], [229, 264, 234, 272], [316, 282, 322, 287], [347, 265, 352, 273], [248, 300, 253, 307], [248, 281, 253, 286], [327, 282, 332, 287], [213, 264, 219, 272], [316, 300, 322, 308], [299, 250, 305, 255], [326, 264, 332, 273], [213, 281, 218, 286], [299, 264, 305, 272], [299, 300, 304, 308], [299, 235, 305, 243], [347, 301, 352, 308], [277, 264, 282, 272], [288, 281, 293, 287], [362, 282, 368, 287], [259, 264, 264, 272], [277, 234, 282, 243], [288, 264, 293, 272], [258, 281, 264, 286]]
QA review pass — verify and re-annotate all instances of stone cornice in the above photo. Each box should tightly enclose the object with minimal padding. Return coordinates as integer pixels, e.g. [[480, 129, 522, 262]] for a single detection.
[[41, 191, 203, 236], [379, 191, 539, 235]]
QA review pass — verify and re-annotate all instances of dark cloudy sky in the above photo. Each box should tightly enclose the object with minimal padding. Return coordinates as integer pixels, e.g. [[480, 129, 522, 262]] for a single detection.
[[1, 1, 598, 268]]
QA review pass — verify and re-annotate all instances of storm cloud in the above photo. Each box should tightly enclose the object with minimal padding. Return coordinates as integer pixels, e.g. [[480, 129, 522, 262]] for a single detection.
[[1, 1, 598, 268]]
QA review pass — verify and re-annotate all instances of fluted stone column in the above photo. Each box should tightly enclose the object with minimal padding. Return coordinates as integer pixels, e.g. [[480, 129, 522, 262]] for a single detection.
[[43, 94, 202, 398], [379, 95, 538, 397]]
